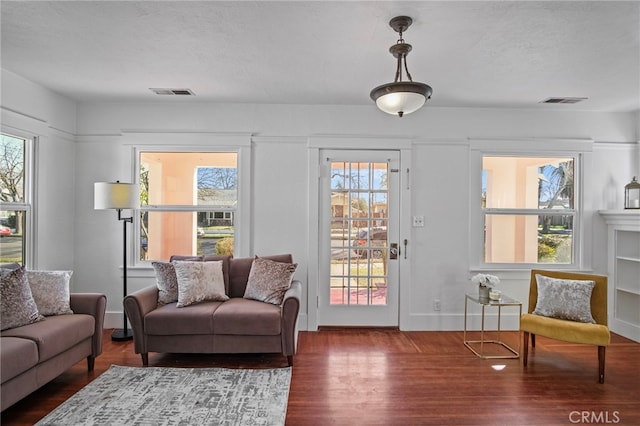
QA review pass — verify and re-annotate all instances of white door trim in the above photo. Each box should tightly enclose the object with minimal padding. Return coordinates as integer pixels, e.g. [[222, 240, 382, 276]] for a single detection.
[[306, 136, 412, 331]]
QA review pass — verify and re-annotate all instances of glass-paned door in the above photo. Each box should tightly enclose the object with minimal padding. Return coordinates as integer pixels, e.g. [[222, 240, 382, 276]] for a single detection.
[[318, 150, 400, 326]]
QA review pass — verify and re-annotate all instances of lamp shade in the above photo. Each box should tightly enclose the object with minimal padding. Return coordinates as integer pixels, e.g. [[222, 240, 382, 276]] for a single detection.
[[94, 182, 139, 210], [371, 81, 432, 116]]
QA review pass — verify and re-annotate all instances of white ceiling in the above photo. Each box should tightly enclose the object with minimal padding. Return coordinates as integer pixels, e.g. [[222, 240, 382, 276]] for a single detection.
[[1, 1, 639, 111]]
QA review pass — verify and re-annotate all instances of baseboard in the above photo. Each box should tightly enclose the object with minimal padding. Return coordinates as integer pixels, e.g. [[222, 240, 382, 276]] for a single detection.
[[405, 312, 522, 331]]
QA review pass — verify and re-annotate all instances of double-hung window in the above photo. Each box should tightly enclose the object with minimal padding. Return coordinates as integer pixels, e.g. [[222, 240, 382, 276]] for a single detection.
[[471, 140, 588, 269], [137, 150, 238, 262], [0, 133, 33, 266]]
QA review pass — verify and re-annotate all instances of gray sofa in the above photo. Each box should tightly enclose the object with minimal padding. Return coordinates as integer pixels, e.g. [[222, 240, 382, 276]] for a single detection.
[[124, 254, 302, 366], [1, 293, 106, 411]]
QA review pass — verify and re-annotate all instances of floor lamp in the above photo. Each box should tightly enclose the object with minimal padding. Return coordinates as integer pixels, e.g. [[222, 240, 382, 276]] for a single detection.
[[94, 181, 140, 341]]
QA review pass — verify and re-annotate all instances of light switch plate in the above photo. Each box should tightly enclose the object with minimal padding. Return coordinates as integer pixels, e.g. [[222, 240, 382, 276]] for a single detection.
[[412, 215, 425, 227]]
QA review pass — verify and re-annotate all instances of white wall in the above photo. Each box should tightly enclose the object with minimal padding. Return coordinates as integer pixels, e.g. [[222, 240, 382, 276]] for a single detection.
[[3, 69, 639, 330], [0, 70, 78, 276]]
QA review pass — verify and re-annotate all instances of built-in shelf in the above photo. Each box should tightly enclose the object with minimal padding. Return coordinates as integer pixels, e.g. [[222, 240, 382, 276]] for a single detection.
[[599, 210, 640, 343]]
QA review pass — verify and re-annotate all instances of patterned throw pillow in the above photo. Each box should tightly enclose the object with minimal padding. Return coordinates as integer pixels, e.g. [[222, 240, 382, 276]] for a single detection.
[[152, 261, 179, 306], [243, 256, 297, 305], [1, 266, 45, 330], [533, 274, 596, 323], [172, 260, 228, 307], [27, 270, 74, 316]]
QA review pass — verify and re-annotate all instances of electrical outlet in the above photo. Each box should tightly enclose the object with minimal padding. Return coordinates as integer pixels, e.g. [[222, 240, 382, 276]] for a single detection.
[[433, 299, 441, 311], [412, 215, 425, 227]]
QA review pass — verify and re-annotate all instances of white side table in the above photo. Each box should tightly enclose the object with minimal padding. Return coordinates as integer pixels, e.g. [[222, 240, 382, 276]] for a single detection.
[[463, 293, 522, 359]]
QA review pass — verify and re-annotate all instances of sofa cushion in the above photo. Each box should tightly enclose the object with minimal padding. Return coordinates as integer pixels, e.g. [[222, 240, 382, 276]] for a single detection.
[[244, 256, 297, 305], [152, 261, 180, 306], [173, 260, 228, 307], [0, 337, 39, 383], [213, 298, 282, 336], [229, 254, 293, 298], [1, 266, 45, 331], [144, 301, 223, 335], [533, 274, 596, 323], [202, 255, 232, 294], [27, 270, 74, 316], [1, 314, 94, 362]]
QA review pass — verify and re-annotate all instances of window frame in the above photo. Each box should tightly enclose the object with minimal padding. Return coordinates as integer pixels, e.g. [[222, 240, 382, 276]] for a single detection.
[[132, 143, 251, 265], [0, 131, 35, 267], [469, 139, 590, 271]]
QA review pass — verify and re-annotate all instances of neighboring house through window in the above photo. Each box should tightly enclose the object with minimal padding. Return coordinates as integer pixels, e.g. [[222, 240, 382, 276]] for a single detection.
[[0, 133, 33, 266], [137, 150, 238, 262]]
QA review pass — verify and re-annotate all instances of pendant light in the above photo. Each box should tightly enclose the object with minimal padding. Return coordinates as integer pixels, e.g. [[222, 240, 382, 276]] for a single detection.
[[370, 16, 432, 117]]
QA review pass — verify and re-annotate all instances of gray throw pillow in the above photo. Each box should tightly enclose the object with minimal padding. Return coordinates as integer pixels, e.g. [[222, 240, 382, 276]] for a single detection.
[[243, 256, 297, 305], [27, 270, 74, 316], [1, 267, 45, 330], [172, 260, 228, 307], [152, 261, 179, 306], [533, 274, 596, 323]]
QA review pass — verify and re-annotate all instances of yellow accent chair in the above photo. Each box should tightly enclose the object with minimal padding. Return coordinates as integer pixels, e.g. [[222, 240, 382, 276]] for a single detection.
[[520, 270, 610, 383]]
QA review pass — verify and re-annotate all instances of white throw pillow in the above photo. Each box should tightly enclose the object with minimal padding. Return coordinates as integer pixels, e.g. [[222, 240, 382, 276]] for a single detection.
[[533, 274, 596, 323], [27, 270, 74, 316], [172, 260, 228, 307]]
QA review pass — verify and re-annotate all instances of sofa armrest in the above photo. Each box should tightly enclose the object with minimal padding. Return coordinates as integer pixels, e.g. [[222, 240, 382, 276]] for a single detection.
[[70, 293, 107, 357], [123, 286, 159, 355], [281, 280, 302, 357]]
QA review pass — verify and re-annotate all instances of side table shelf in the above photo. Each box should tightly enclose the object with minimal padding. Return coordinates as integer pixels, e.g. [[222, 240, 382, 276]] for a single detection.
[[463, 293, 522, 359]]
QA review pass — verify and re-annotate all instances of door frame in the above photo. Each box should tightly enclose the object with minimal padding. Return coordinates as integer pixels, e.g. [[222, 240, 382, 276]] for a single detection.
[[306, 136, 413, 331]]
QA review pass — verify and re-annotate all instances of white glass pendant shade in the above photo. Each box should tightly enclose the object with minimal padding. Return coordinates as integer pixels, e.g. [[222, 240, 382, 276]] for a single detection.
[[376, 91, 426, 116], [370, 81, 432, 117], [94, 182, 140, 210]]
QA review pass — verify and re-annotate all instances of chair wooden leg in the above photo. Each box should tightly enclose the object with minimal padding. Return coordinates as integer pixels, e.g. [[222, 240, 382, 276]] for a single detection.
[[531, 333, 536, 348], [598, 346, 606, 384], [522, 332, 529, 366], [287, 355, 294, 367], [87, 356, 95, 372], [141, 353, 149, 366]]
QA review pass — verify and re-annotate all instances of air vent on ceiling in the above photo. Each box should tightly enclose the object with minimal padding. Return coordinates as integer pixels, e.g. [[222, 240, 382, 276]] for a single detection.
[[539, 97, 587, 104], [149, 88, 195, 96]]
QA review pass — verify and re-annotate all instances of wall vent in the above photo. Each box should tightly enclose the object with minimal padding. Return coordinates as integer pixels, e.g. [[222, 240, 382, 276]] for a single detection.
[[149, 88, 195, 96], [539, 97, 587, 104]]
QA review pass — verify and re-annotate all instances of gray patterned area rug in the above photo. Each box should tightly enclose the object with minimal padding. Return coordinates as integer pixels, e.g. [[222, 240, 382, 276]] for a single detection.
[[36, 365, 291, 426]]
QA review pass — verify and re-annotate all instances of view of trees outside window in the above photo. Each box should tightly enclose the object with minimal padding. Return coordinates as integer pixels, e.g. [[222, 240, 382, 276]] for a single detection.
[[0, 134, 28, 264], [139, 152, 237, 261], [482, 156, 575, 264]]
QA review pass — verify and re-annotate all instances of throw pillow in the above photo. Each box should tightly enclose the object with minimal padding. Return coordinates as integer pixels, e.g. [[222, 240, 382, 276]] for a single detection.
[[27, 270, 74, 316], [172, 260, 228, 307], [1, 267, 45, 330], [152, 261, 179, 306], [244, 256, 297, 305], [533, 274, 596, 323]]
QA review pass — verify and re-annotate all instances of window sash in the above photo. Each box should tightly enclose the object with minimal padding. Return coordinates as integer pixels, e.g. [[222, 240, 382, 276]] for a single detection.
[[472, 147, 583, 269], [134, 145, 246, 264]]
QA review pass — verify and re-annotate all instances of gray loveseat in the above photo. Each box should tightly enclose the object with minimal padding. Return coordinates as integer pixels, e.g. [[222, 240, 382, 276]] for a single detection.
[[1, 293, 107, 410], [124, 254, 301, 366]]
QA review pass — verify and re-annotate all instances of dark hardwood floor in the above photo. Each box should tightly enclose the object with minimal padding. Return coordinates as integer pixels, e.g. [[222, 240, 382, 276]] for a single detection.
[[2, 329, 639, 425]]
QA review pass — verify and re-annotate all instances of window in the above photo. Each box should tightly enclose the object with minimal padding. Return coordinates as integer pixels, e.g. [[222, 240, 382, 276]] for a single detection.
[[0, 133, 33, 266], [480, 155, 578, 266], [138, 151, 237, 261]]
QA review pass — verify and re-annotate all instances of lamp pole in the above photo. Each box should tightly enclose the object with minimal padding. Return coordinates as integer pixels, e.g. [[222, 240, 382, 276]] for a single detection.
[[111, 208, 134, 341]]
